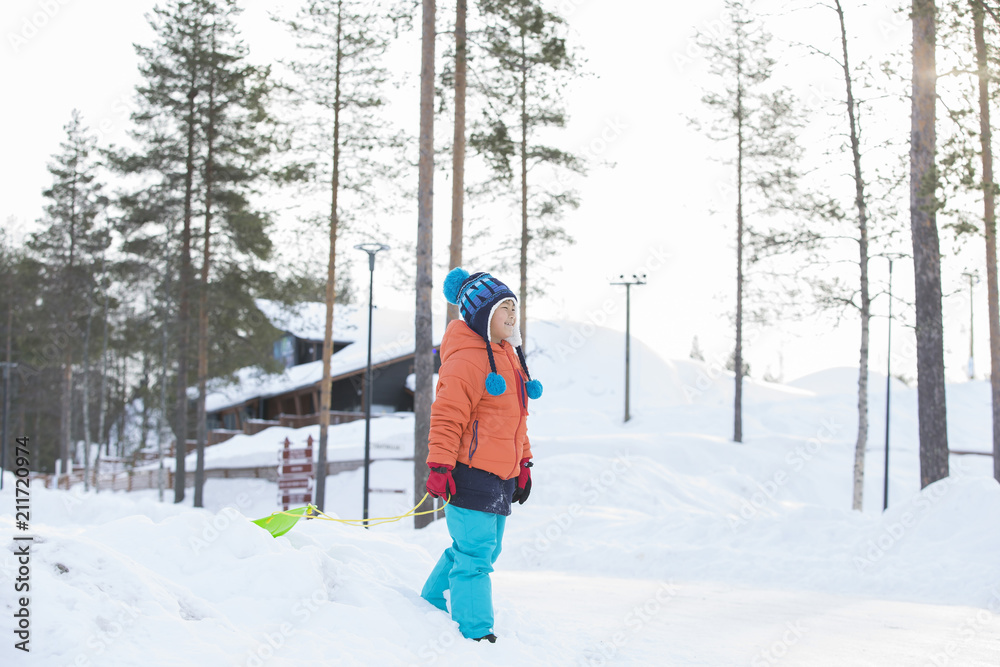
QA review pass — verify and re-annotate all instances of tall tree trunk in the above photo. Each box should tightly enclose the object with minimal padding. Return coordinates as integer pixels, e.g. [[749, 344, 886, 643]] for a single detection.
[[157, 216, 175, 502], [836, 0, 871, 511], [61, 154, 80, 476], [158, 288, 171, 502], [174, 83, 198, 503], [971, 0, 1000, 482], [414, 0, 436, 529], [60, 359, 73, 478], [195, 32, 217, 509], [194, 210, 209, 509], [317, 0, 344, 513], [95, 252, 110, 489], [734, 56, 745, 444], [519, 30, 529, 349], [118, 352, 127, 459], [82, 292, 94, 491], [447, 0, 467, 327], [910, 0, 949, 488], [140, 352, 151, 466], [3, 299, 11, 483]]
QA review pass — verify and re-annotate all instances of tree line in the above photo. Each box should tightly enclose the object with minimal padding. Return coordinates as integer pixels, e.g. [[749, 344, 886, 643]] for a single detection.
[[5, 0, 995, 523], [0, 0, 582, 514], [692, 0, 1000, 510]]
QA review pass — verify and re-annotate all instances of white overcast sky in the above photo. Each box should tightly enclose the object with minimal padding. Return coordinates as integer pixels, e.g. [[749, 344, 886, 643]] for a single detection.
[[1, 0, 989, 384]]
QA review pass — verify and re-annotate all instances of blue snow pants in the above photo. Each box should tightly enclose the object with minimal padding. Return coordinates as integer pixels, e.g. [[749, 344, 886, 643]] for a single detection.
[[420, 504, 507, 639]]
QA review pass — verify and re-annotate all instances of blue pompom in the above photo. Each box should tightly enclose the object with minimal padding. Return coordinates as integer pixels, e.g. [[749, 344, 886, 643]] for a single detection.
[[485, 372, 506, 396], [525, 379, 543, 399], [443, 267, 470, 305]]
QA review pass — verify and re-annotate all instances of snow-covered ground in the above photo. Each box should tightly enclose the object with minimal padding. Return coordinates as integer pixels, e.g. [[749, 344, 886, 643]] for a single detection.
[[3, 320, 999, 666]]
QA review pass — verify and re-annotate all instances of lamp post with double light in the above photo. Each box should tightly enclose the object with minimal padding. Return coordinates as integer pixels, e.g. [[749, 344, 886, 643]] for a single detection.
[[354, 243, 389, 527], [610, 274, 646, 422]]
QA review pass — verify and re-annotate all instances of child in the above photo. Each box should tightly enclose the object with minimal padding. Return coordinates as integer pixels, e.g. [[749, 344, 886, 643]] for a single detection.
[[420, 268, 543, 643]]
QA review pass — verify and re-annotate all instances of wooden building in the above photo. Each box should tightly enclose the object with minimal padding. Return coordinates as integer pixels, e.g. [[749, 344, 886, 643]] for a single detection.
[[203, 301, 442, 442]]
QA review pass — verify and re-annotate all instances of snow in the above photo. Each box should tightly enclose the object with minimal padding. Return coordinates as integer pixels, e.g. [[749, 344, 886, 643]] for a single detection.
[[139, 413, 416, 472], [255, 300, 366, 344], [3, 318, 1000, 666]]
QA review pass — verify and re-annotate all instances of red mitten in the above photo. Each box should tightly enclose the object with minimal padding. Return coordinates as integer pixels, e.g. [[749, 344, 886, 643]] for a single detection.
[[426, 462, 456, 499], [512, 458, 532, 504]]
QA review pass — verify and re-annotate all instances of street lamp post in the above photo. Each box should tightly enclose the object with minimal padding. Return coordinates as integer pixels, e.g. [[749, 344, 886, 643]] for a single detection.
[[355, 243, 389, 528], [962, 271, 978, 380], [610, 274, 646, 422], [883, 258, 894, 511], [882, 254, 909, 510]]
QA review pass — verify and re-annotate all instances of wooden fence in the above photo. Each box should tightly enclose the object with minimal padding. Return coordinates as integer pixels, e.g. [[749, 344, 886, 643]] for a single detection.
[[30, 458, 411, 492]]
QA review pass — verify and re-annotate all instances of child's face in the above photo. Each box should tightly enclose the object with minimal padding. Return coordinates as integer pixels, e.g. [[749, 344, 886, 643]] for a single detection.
[[489, 299, 517, 341]]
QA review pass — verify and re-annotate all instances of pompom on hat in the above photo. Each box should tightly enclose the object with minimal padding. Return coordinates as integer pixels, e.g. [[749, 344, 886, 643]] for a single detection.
[[444, 267, 543, 399]]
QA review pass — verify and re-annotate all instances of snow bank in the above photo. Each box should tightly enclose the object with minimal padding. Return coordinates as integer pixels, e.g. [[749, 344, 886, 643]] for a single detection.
[[2, 318, 999, 665]]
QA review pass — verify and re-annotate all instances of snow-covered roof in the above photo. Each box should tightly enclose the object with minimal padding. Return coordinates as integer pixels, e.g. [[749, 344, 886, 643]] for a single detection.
[[204, 305, 445, 413], [255, 299, 362, 342]]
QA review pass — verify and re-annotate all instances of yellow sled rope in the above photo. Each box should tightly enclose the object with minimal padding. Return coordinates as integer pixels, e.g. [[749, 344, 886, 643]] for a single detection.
[[252, 492, 449, 537]]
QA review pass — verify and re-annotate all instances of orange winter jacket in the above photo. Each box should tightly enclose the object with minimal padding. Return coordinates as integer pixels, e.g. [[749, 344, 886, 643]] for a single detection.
[[427, 319, 533, 480]]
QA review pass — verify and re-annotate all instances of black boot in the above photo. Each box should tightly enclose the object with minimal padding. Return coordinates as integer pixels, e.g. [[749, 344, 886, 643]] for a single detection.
[[473, 634, 497, 643]]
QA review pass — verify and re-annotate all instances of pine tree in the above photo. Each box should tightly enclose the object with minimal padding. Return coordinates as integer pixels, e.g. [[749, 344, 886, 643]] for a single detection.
[[191, 0, 281, 507], [118, 0, 211, 501], [0, 231, 14, 477], [911, 0, 949, 487], [114, 0, 282, 503], [0, 230, 40, 473], [446, 0, 468, 327], [414, 0, 436, 529], [819, 0, 877, 512], [471, 0, 584, 347], [0, 237, 63, 470], [28, 110, 108, 476], [969, 0, 1000, 483], [278, 0, 405, 511], [112, 169, 184, 489], [695, 0, 802, 444], [937, 0, 999, 482]]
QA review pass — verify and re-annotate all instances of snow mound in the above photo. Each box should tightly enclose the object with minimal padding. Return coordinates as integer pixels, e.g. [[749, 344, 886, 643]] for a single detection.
[[788, 367, 909, 396], [3, 313, 999, 665]]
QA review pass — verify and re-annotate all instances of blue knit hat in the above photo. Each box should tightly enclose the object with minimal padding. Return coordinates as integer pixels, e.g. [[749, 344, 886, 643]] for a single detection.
[[444, 267, 543, 399]]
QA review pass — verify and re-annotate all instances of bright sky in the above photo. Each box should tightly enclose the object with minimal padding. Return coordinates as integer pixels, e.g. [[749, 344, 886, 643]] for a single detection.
[[1, 0, 989, 385]]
